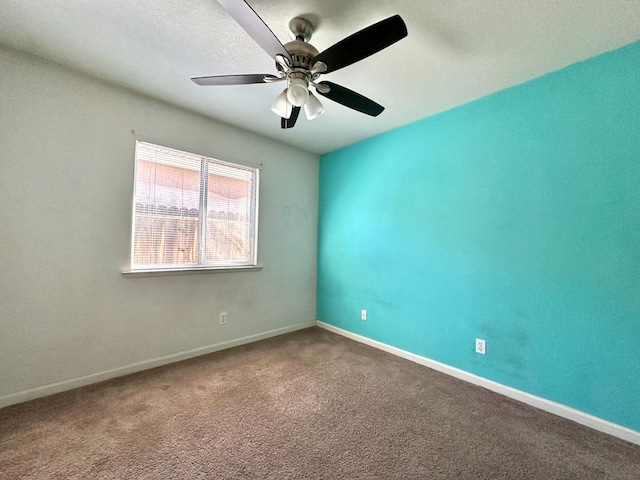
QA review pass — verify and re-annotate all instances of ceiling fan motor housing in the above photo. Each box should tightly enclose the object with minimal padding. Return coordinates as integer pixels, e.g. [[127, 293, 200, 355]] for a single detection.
[[278, 40, 319, 71]]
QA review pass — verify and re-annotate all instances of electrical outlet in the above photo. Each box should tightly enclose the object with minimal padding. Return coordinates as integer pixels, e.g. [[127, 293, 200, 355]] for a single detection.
[[475, 338, 486, 355], [361, 309, 367, 321], [219, 312, 227, 325]]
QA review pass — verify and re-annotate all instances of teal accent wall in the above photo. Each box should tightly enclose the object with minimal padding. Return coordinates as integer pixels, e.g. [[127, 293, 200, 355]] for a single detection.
[[317, 41, 640, 431]]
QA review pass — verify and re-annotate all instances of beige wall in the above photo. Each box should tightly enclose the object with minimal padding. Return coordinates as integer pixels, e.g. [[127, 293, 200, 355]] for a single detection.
[[0, 45, 319, 405]]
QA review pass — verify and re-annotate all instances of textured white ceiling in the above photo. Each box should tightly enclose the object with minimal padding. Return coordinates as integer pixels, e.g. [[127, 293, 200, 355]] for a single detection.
[[1, 0, 639, 154]]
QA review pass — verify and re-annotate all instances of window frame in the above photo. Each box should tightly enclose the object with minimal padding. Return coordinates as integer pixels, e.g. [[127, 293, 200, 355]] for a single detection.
[[124, 141, 261, 276]]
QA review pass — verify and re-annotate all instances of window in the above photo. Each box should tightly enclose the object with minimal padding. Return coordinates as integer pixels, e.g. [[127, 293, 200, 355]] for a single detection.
[[131, 141, 259, 271]]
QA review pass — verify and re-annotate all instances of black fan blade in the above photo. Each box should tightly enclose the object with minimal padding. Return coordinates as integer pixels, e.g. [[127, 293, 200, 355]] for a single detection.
[[217, 0, 292, 64], [281, 107, 301, 129], [191, 74, 276, 86], [312, 15, 407, 74], [316, 81, 384, 117]]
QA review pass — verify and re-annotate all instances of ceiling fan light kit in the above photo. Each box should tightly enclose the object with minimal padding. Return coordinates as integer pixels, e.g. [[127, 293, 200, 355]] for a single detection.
[[192, 0, 408, 129]]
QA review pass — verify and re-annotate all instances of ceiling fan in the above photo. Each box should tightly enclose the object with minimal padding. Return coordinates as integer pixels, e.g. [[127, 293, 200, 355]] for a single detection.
[[192, 0, 408, 129]]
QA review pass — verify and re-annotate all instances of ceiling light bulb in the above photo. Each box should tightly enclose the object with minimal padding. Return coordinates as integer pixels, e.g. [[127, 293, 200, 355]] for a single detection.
[[304, 91, 325, 120], [271, 89, 292, 119], [287, 77, 309, 107]]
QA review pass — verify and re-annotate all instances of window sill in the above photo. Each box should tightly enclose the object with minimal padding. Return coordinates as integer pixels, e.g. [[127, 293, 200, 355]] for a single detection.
[[122, 265, 263, 278]]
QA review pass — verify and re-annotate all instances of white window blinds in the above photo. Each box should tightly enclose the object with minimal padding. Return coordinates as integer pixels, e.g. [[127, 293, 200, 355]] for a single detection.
[[132, 141, 259, 269]]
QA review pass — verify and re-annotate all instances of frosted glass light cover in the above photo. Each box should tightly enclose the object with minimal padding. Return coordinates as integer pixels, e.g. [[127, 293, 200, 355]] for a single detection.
[[287, 77, 309, 107], [304, 92, 325, 120], [271, 89, 292, 118]]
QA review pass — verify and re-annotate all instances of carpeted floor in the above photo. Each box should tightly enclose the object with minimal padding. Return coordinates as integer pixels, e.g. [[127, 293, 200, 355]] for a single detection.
[[1, 327, 639, 479]]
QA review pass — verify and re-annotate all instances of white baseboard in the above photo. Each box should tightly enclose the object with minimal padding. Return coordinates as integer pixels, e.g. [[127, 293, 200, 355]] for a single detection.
[[0, 321, 315, 409], [316, 321, 640, 447]]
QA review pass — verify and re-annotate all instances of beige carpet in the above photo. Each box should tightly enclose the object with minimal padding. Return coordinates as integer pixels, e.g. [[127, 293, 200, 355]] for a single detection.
[[1, 327, 639, 479]]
